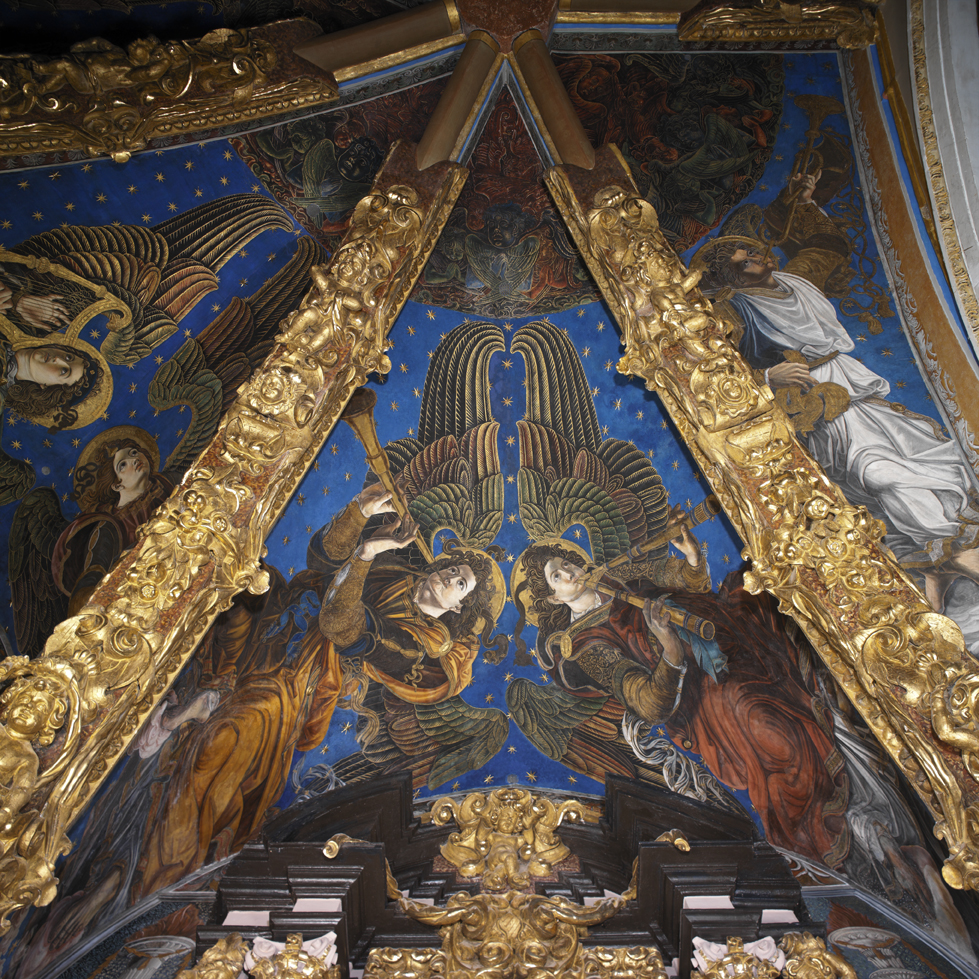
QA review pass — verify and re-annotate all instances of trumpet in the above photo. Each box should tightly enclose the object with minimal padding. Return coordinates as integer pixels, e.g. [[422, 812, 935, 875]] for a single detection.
[[580, 494, 723, 640], [341, 387, 436, 565]]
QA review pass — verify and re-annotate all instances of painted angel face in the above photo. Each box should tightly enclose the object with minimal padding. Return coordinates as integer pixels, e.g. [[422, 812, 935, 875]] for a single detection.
[[728, 246, 776, 287], [543, 557, 587, 606], [417, 564, 477, 615], [112, 446, 150, 497], [24, 347, 83, 386]]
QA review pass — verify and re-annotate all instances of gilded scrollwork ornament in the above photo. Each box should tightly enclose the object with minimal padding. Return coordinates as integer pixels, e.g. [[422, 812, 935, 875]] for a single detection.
[[677, 0, 882, 49], [780, 933, 856, 979], [0, 142, 468, 933], [545, 146, 979, 888], [0, 20, 338, 162], [427, 788, 584, 888]]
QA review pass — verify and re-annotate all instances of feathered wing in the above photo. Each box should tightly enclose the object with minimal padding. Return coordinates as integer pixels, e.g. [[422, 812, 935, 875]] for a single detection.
[[12, 195, 295, 365], [194, 235, 327, 414], [383, 321, 505, 551], [149, 236, 327, 477], [512, 319, 671, 563], [0, 449, 36, 509], [333, 687, 508, 791], [9, 488, 69, 659], [148, 338, 224, 481], [506, 678, 741, 813]]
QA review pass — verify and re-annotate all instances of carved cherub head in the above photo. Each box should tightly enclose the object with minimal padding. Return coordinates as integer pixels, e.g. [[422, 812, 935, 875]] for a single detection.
[[0, 677, 68, 745]]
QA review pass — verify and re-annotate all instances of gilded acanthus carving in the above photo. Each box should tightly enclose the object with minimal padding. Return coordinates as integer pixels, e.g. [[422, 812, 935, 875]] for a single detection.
[[678, 0, 882, 49], [175, 932, 340, 979], [0, 141, 468, 933], [427, 788, 584, 889], [0, 20, 337, 162], [781, 933, 856, 979], [545, 146, 979, 889]]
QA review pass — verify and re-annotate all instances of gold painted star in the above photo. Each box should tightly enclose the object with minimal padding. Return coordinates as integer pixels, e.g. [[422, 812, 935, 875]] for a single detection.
[[526, 771, 537, 783], [484, 774, 494, 783], [141, 214, 151, 223], [90, 329, 100, 340], [267, 252, 276, 261], [506, 435, 515, 446], [672, 460, 679, 470], [224, 150, 233, 161], [129, 383, 137, 393], [341, 722, 352, 733], [582, 346, 590, 357], [168, 202, 178, 212], [485, 694, 494, 704], [96, 193, 107, 203], [507, 513, 517, 524], [128, 184, 137, 194], [573, 529, 581, 538], [220, 176, 229, 186], [1, 220, 10, 230], [82, 164, 92, 173], [503, 321, 513, 332], [568, 775, 577, 784], [282, 535, 290, 544], [399, 363, 408, 373], [504, 672, 513, 682], [331, 445, 338, 455], [185, 161, 195, 170], [613, 399, 621, 410], [540, 673, 549, 683], [390, 401, 398, 411], [505, 553, 514, 562], [10, 440, 20, 450], [155, 172, 165, 182], [601, 425, 609, 436], [32, 211, 43, 221], [406, 326, 416, 337], [194, 188, 203, 197], [65, 201, 75, 212], [71, 438, 81, 448], [426, 309, 435, 320], [17, 180, 28, 190], [502, 397, 513, 406], [297, 493, 305, 506], [211, 303, 220, 312]]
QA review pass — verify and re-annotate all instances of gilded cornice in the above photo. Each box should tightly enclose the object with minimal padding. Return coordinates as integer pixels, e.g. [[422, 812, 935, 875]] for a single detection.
[[0, 19, 338, 163], [678, 0, 881, 48], [909, 0, 979, 347], [546, 145, 979, 889], [0, 140, 468, 932]]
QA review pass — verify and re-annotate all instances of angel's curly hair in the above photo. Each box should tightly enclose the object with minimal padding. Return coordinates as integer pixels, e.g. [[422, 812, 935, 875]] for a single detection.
[[432, 542, 508, 663], [72, 437, 149, 512], [513, 542, 579, 663], [4, 344, 102, 432]]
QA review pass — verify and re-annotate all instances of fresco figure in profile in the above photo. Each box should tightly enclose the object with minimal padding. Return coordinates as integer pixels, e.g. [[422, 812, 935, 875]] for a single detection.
[[505, 319, 849, 868], [696, 168, 979, 622]]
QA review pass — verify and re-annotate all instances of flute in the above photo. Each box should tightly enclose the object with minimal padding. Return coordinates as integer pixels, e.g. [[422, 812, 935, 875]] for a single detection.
[[591, 581, 716, 641]]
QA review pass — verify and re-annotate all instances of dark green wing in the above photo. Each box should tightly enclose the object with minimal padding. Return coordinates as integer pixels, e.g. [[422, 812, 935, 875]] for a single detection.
[[9, 488, 69, 659]]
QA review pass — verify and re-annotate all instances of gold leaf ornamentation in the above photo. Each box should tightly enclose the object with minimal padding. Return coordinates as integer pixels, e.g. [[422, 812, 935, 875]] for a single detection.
[[0, 142, 467, 932], [545, 146, 979, 889]]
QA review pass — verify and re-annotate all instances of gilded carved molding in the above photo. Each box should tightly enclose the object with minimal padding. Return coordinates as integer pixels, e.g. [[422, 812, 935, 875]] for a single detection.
[[545, 146, 979, 890], [909, 0, 979, 346], [677, 0, 881, 48], [0, 140, 468, 933], [175, 932, 340, 979], [0, 20, 338, 162]]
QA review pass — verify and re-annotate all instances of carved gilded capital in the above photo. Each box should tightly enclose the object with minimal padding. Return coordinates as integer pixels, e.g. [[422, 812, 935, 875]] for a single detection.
[[0, 20, 338, 162], [678, 0, 882, 49], [545, 145, 979, 889], [0, 140, 467, 933]]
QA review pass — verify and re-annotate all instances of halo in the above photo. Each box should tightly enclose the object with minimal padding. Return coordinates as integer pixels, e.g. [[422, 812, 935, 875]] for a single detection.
[[73, 425, 160, 504], [510, 537, 592, 628], [688, 234, 777, 275], [5, 333, 113, 430]]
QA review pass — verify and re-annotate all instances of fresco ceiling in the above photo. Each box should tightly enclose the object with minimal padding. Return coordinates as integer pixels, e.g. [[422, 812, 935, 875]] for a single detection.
[[1, 20, 979, 979]]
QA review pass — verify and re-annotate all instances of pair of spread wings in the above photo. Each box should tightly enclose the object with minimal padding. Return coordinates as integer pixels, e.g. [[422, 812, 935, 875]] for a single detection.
[[330, 318, 733, 806], [9, 205, 328, 659]]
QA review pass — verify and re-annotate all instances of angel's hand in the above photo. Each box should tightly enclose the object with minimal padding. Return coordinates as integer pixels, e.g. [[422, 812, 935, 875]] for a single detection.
[[643, 597, 684, 667], [358, 515, 418, 560], [671, 526, 702, 568]]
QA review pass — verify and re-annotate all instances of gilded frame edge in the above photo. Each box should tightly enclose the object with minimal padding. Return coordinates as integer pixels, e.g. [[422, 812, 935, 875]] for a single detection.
[[0, 141, 468, 933]]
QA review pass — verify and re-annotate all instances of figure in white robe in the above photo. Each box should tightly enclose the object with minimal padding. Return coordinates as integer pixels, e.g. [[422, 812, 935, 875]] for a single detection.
[[697, 169, 979, 617]]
